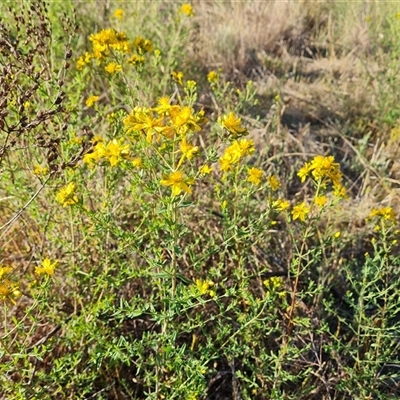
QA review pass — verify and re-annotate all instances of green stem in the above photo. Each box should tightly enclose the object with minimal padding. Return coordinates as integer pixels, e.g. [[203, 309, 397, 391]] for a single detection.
[[171, 201, 178, 298]]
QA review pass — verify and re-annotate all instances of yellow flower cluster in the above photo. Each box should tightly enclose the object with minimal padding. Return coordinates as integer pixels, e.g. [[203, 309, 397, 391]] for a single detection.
[[92, 29, 130, 56], [263, 276, 285, 298], [292, 202, 310, 222], [86, 95, 99, 107], [218, 112, 248, 139], [265, 155, 347, 223], [160, 171, 194, 196], [178, 137, 199, 168], [76, 52, 92, 70], [132, 36, 154, 55], [35, 258, 58, 276], [368, 207, 396, 222], [104, 62, 122, 74], [219, 139, 255, 172], [195, 279, 215, 297], [267, 175, 280, 191], [298, 155, 347, 198], [199, 165, 213, 175], [56, 182, 79, 207], [0, 266, 21, 304], [76, 28, 154, 72], [113, 8, 124, 20], [263, 276, 283, 290], [207, 70, 219, 84], [83, 138, 130, 167], [124, 96, 207, 196], [273, 199, 290, 212], [171, 71, 184, 86], [314, 195, 327, 207], [247, 167, 263, 185], [33, 164, 49, 176], [124, 97, 205, 143], [180, 3, 194, 17]]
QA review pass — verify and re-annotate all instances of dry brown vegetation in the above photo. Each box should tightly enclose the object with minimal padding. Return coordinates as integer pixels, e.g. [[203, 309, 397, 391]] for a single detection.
[[192, 0, 400, 220]]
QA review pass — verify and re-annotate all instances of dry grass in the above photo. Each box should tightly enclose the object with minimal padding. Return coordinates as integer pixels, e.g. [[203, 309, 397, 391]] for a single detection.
[[193, 0, 305, 73], [190, 0, 400, 232], [193, 1, 380, 71]]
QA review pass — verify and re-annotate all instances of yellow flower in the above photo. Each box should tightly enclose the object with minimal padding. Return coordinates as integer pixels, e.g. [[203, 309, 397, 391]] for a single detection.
[[368, 207, 396, 222], [160, 171, 193, 196], [0, 282, 21, 304], [207, 70, 219, 84], [76, 52, 92, 70], [314, 195, 327, 207], [133, 36, 153, 54], [247, 167, 263, 185], [180, 137, 199, 159], [0, 266, 13, 280], [171, 71, 184, 86], [178, 137, 199, 167], [297, 162, 312, 182], [69, 131, 83, 145], [199, 165, 213, 175], [56, 182, 79, 207], [186, 80, 197, 90], [195, 279, 214, 296], [83, 142, 105, 168], [310, 155, 341, 184], [103, 139, 130, 166], [123, 107, 165, 142], [298, 155, 345, 197], [104, 62, 122, 74], [113, 8, 124, 20], [219, 139, 254, 172], [219, 155, 232, 172], [35, 258, 58, 276], [153, 96, 176, 116], [238, 139, 254, 154], [77, 58, 86, 71], [85, 95, 99, 107], [83, 152, 97, 168], [263, 277, 285, 298], [333, 184, 348, 199], [382, 207, 396, 221], [180, 3, 194, 17], [172, 106, 202, 135], [33, 164, 49, 176], [267, 175, 280, 191], [292, 202, 310, 222], [89, 29, 130, 58], [132, 158, 142, 168], [263, 276, 283, 290], [218, 112, 248, 138], [127, 54, 145, 66], [272, 199, 290, 212]]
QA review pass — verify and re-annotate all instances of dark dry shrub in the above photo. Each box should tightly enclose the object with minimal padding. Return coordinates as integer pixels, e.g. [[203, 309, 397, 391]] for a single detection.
[[0, 3, 77, 396], [0, 0, 76, 174]]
